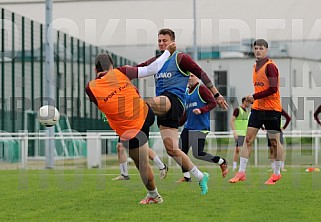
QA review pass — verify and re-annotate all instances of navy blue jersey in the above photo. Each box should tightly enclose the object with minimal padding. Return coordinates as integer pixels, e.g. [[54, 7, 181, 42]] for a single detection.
[[184, 84, 210, 131], [155, 51, 189, 103]]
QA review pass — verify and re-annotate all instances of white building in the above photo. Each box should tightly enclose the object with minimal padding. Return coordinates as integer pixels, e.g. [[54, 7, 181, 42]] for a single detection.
[[1, 0, 321, 48], [197, 56, 321, 131], [1, 0, 321, 131], [133, 38, 321, 132]]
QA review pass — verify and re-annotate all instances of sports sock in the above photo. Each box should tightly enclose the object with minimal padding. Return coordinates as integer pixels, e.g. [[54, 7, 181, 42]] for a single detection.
[[274, 161, 282, 175], [217, 158, 224, 165], [211, 156, 220, 163], [271, 160, 276, 169], [239, 157, 248, 172], [153, 155, 165, 170], [120, 162, 128, 176], [189, 166, 204, 181], [183, 172, 191, 178], [148, 188, 160, 198], [233, 161, 237, 170], [281, 161, 285, 169]]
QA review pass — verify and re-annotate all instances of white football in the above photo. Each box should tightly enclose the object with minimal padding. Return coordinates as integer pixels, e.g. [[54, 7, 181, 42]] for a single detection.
[[37, 105, 60, 127]]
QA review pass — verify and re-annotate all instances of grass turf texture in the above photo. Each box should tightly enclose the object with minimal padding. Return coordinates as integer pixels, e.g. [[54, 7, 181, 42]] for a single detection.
[[0, 167, 320, 222]]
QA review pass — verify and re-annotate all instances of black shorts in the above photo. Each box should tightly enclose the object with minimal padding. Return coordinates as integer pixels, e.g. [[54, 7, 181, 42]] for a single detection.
[[267, 131, 284, 146], [248, 109, 281, 133], [157, 91, 184, 129], [235, 136, 245, 147], [120, 105, 155, 149]]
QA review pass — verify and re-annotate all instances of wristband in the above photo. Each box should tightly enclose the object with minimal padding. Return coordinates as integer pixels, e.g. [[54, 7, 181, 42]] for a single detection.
[[214, 93, 220, 98]]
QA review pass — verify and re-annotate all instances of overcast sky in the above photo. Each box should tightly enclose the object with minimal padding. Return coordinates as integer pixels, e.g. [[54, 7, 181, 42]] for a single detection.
[[1, 0, 321, 47]]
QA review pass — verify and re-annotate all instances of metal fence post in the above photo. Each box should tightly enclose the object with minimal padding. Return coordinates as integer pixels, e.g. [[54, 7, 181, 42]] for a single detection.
[[254, 137, 258, 166], [20, 130, 28, 169], [86, 132, 101, 168], [314, 130, 319, 165]]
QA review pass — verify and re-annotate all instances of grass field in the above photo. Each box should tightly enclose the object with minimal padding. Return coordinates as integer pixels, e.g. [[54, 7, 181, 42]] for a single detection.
[[1, 165, 321, 222]]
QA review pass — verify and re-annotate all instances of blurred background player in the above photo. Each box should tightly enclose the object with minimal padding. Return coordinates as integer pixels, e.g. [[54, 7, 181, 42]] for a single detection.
[[264, 108, 291, 172], [112, 141, 168, 180], [86, 42, 175, 204], [314, 105, 321, 126], [176, 74, 228, 182], [229, 97, 251, 172], [101, 112, 168, 181]]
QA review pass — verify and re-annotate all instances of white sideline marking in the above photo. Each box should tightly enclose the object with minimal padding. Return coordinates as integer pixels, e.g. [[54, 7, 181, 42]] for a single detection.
[[49, 172, 309, 176]]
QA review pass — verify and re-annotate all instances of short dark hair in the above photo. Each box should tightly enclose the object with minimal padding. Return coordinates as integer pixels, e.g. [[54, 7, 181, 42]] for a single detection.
[[95, 53, 114, 72], [253, 39, 268, 48], [242, 97, 246, 103], [158, 28, 175, 41]]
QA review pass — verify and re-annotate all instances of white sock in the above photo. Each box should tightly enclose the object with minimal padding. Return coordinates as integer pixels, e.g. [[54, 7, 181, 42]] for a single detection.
[[281, 161, 285, 169], [271, 160, 276, 169], [189, 166, 204, 181], [274, 161, 282, 175], [218, 158, 224, 165], [148, 188, 159, 198], [183, 172, 191, 178], [153, 155, 165, 170], [233, 161, 237, 170], [120, 162, 128, 176], [239, 157, 248, 172]]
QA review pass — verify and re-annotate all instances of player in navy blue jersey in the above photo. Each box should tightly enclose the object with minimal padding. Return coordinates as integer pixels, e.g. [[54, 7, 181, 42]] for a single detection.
[[176, 74, 228, 182]]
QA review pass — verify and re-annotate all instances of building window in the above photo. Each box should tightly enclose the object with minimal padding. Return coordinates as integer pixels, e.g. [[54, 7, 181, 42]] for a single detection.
[[214, 70, 228, 132], [214, 70, 227, 96]]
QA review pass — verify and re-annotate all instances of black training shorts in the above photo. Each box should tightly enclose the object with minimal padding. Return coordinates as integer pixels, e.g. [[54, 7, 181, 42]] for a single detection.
[[120, 104, 155, 149], [248, 109, 281, 133], [156, 91, 184, 129]]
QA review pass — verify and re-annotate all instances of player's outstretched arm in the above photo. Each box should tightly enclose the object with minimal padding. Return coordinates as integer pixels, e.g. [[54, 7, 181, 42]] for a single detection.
[[137, 42, 176, 78]]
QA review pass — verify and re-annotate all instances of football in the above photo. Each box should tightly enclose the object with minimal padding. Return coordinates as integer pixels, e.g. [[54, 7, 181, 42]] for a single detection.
[[37, 105, 60, 127]]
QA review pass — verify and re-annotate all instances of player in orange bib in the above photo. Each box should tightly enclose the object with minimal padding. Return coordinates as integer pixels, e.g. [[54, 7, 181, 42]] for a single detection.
[[86, 43, 176, 204], [229, 39, 284, 185]]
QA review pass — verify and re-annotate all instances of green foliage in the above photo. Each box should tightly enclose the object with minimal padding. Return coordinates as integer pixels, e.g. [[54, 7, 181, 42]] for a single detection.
[[0, 167, 321, 221], [285, 137, 313, 145]]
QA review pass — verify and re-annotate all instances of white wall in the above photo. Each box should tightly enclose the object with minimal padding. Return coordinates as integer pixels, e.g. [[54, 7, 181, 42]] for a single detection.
[[2, 0, 321, 48], [289, 59, 321, 130], [2, 0, 321, 131], [198, 57, 320, 131]]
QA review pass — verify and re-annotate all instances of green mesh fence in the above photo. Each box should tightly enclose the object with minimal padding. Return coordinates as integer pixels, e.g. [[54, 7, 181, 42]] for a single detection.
[[0, 7, 136, 133]]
